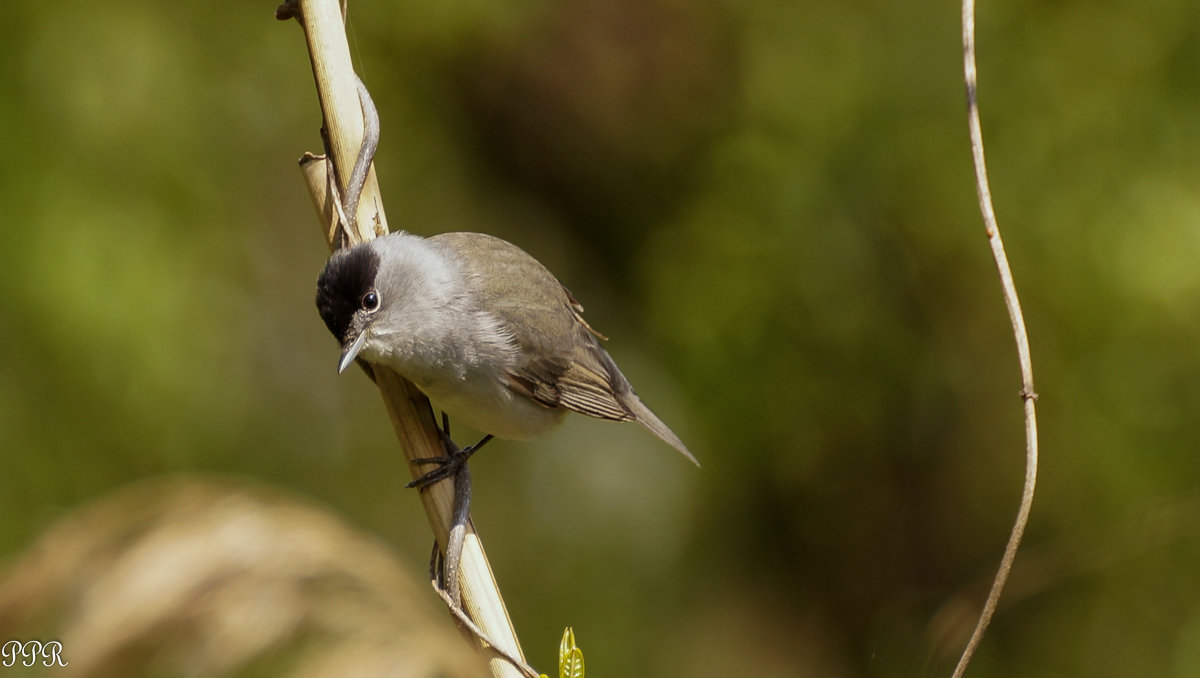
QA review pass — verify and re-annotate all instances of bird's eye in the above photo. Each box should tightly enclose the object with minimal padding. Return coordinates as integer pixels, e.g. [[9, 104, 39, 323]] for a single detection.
[[361, 290, 380, 312]]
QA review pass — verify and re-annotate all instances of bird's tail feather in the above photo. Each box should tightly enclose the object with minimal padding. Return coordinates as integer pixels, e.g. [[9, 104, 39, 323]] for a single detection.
[[625, 396, 699, 466]]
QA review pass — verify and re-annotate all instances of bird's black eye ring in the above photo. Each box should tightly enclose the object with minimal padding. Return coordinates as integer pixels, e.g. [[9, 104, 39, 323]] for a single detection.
[[361, 290, 380, 313]]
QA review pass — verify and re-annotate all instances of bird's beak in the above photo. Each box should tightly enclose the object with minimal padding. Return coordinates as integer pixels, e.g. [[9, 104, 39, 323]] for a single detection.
[[337, 331, 369, 374]]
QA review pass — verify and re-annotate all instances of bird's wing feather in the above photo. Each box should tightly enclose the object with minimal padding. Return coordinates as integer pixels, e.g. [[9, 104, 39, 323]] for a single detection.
[[505, 354, 635, 422]]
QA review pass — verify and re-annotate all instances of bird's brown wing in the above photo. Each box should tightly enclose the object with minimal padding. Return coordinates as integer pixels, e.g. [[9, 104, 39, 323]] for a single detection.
[[507, 340, 697, 464], [505, 350, 636, 422]]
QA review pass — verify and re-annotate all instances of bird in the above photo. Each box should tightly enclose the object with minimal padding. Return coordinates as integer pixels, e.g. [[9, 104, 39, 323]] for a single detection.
[[315, 231, 697, 472]]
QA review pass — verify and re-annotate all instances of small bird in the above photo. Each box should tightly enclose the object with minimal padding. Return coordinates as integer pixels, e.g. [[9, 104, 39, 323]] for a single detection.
[[315, 231, 697, 467]]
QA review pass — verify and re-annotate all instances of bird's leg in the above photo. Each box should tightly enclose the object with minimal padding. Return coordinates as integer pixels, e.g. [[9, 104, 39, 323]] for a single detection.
[[425, 447, 472, 607], [409, 414, 484, 602], [407, 421, 490, 605]]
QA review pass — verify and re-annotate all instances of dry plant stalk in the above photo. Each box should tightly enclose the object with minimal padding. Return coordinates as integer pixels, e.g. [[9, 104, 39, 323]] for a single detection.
[[0, 478, 490, 678], [285, 1, 528, 676], [953, 0, 1040, 675]]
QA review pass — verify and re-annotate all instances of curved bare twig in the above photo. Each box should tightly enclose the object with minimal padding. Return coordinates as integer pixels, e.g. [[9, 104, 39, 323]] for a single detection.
[[953, 1, 1040, 676]]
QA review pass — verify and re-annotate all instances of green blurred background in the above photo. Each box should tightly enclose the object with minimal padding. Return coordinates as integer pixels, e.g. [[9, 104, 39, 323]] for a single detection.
[[2, 0, 1200, 675]]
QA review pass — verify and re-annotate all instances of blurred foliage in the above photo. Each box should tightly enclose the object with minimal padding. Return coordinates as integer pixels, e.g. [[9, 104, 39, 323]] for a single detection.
[[1, 0, 1199, 676]]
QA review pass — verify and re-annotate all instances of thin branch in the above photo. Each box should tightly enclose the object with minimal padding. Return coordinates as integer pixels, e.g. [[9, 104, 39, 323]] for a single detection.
[[953, 0, 1040, 676], [342, 74, 380, 232], [429, 544, 541, 678], [280, 2, 529, 676]]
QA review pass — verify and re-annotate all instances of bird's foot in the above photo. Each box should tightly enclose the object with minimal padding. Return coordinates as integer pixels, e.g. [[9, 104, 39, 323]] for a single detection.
[[405, 431, 493, 491]]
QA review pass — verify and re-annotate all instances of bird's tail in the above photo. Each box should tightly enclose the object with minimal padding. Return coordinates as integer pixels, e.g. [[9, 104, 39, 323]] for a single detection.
[[625, 396, 699, 466]]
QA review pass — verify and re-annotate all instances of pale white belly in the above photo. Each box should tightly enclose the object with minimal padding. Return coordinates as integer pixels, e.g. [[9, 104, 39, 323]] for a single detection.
[[415, 369, 566, 440]]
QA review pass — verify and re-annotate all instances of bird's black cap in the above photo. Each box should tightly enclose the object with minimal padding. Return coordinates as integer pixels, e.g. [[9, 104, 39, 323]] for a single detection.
[[315, 244, 380, 344]]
